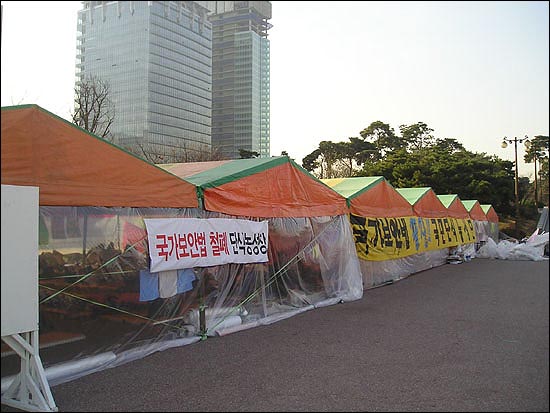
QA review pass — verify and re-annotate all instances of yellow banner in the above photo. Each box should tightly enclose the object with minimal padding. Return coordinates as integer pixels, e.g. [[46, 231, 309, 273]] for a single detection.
[[350, 214, 477, 261]]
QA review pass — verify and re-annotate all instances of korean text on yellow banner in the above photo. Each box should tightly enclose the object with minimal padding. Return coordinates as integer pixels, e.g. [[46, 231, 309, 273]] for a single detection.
[[350, 214, 476, 261]]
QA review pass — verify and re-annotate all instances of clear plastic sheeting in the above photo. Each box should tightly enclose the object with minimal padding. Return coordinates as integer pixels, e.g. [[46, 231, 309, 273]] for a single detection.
[[447, 243, 477, 264], [473, 220, 490, 245], [481, 221, 499, 243], [537, 207, 549, 233], [360, 248, 450, 289], [477, 233, 549, 261], [1, 207, 362, 387]]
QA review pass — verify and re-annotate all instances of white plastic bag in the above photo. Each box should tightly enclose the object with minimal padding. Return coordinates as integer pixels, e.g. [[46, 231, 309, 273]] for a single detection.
[[477, 232, 549, 261]]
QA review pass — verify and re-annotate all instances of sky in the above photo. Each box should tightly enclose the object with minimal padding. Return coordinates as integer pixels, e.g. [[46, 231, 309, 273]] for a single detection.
[[1, 1, 549, 177]]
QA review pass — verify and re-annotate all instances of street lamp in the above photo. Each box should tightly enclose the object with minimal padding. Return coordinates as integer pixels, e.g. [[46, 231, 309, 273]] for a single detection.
[[501, 136, 530, 231]]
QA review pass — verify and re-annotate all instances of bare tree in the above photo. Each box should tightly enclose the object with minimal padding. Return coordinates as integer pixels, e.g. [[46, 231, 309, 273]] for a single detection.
[[72, 76, 115, 141], [128, 141, 227, 164]]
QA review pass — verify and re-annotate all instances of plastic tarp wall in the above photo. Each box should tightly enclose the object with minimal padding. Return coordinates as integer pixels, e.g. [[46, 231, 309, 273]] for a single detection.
[[438, 194, 478, 251], [158, 157, 363, 320], [462, 200, 490, 247], [358, 249, 451, 288], [378, 188, 473, 284], [1, 108, 363, 388], [323, 179, 465, 289], [537, 207, 549, 233], [323, 177, 414, 288], [480, 204, 499, 242], [1, 104, 199, 390], [159, 157, 363, 313], [2, 207, 362, 388]]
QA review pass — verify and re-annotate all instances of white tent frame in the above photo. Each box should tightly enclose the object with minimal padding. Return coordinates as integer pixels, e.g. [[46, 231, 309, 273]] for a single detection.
[[1, 331, 57, 412], [1, 185, 57, 412]]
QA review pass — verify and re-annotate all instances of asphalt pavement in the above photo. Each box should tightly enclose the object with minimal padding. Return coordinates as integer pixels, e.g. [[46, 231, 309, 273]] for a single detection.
[[3, 258, 549, 412]]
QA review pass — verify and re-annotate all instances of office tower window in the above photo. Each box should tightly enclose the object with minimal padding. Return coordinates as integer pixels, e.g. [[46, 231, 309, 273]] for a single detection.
[[76, 1, 212, 162], [208, 1, 272, 159]]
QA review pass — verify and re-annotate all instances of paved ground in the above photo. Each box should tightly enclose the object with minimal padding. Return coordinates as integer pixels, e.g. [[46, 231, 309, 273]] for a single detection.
[[3, 259, 549, 412]]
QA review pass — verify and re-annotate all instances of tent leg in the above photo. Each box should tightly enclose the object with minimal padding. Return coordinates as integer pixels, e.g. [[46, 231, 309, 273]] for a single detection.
[[1, 330, 58, 412], [198, 270, 207, 339], [260, 265, 268, 317], [82, 213, 88, 266]]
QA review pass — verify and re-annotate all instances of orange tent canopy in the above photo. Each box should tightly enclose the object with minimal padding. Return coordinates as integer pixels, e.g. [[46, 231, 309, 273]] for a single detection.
[[1, 105, 198, 208], [437, 194, 470, 219], [396, 187, 449, 218], [481, 204, 499, 223], [322, 177, 413, 217], [461, 200, 487, 221], [160, 157, 348, 218]]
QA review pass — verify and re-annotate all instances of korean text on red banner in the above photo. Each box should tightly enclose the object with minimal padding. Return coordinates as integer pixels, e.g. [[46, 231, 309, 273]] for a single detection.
[[144, 218, 269, 272]]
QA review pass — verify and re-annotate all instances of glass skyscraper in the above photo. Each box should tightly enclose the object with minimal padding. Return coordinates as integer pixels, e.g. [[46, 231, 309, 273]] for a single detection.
[[207, 1, 272, 159], [76, 1, 212, 162]]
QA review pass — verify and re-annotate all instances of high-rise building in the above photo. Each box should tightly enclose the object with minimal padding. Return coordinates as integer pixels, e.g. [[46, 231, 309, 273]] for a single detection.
[[207, 1, 272, 159], [76, 1, 212, 162]]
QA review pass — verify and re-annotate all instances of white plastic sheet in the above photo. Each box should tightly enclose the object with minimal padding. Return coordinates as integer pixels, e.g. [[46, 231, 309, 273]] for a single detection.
[[1, 207, 363, 388], [360, 247, 451, 289], [477, 233, 549, 261]]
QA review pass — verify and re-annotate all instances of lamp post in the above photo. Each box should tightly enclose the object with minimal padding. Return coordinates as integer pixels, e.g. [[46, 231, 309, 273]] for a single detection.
[[534, 154, 538, 206], [501, 136, 531, 232]]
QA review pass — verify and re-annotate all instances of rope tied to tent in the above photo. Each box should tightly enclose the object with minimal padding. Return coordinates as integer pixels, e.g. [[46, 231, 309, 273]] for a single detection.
[[39, 270, 137, 280], [39, 284, 165, 325], [38, 236, 199, 332], [39, 238, 145, 305], [38, 216, 343, 339], [205, 216, 340, 336]]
